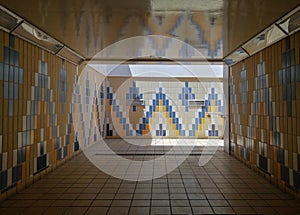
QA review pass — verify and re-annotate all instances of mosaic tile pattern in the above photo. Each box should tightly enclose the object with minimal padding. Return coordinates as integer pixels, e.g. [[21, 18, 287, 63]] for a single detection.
[[229, 32, 300, 195], [72, 69, 106, 149], [0, 31, 78, 195], [179, 82, 195, 112], [115, 12, 223, 59], [106, 79, 224, 138], [126, 81, 143, 112], [58, 59, 68, 114]]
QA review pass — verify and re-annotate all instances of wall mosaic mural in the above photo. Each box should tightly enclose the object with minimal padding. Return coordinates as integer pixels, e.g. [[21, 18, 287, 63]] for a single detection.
[[106, 78, 224, 138], [0, 30, 79, 195], [229, 31, 300, 194]]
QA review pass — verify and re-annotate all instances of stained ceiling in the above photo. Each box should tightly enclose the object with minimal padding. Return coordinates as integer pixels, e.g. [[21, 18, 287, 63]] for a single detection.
[[0, 0, 299, 61]]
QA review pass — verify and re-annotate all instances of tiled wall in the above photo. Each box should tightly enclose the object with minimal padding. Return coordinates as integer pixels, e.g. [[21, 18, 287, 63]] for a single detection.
[[0, 30, 79, 197], [229, 31, 300, 194], [72, 66, 106, 148], [106, 77, 224, 138]]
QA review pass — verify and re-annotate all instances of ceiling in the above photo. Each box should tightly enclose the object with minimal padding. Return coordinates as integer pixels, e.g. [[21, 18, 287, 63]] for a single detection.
[[0, 0, 299, 61]]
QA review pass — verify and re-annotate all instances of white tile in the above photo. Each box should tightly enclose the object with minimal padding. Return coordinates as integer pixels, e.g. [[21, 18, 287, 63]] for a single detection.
[[2, 152, 7, 170], [18, 132, 22, 148], [13, 149, 17, 166], [37, 142, 41, 156]]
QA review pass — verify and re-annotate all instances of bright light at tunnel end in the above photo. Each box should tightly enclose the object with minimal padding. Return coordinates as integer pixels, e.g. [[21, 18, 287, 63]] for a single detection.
[[72, 35, 226, 181]]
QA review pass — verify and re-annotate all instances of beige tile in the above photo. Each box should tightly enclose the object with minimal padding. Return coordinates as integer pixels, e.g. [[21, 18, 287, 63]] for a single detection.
[[171, 199, 190, 207], [212, 207, 235, 214], [190, 200, 210, 207], [192, 207, 214, 214], [111, 199, 131, 207], [171, 207, 192, 214], [91, 199, 112, 206], [209, 199, 229, 207], [107, 207, 129, 215], [129, 207, 150, 215], [131, 199, 151, 206], [151, 206, 171, 214]]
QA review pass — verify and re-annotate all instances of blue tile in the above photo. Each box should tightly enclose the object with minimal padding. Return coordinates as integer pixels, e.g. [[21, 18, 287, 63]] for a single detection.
[[0, 170, 7, 190], [4, 47, 9, 64], [12, 164, 22, 184], [57, 148, 62, 160], [37, 154, 47, 172], [293, 171, 300, 191], [179, 130, 185, 136], [9, 35, 15, 49], [277, 149, 284, 165], [132, 106, 136, 112], [281, 165, 289, 183]]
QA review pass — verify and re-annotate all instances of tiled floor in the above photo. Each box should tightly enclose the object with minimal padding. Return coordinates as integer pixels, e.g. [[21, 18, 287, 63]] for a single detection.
[[1, 139, 300, 215]]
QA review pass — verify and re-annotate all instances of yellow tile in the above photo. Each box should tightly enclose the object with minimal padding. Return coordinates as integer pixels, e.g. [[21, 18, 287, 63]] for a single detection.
[[163, 106, 166, 112], [169, 118, 172, 124], [199, 124, 202, 130], [208, 106, 211, 112], [175, 130, 179, 136], [166, 112, 169, 118], [172, 124, 176, 130], [202, 118, 205, 124], [211, 100, 215, 106], [159, 100, 162, 106]]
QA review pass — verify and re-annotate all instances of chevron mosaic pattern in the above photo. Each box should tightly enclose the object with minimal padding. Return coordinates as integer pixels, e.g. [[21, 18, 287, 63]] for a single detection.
[[229, 32, 300, 194], [106, 79, 224, 138], [0, 31, 78, 194]]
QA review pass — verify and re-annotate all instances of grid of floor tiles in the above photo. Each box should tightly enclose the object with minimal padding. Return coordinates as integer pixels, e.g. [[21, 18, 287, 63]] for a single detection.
[[0, 141, 300, 214]]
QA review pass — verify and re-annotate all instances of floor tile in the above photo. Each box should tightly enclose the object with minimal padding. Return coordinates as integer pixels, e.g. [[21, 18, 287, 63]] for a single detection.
[[1, 142, 300, 215], [64, 207, 88, 215], [232, 206, 257, 214], [171, 199, 190, 207], [171, 206, 193, 214], [190, 199, 210, 207], [151, 206, 171, 214], [107, 207, 129, 215], [129, 207, 150, 215], [192, 206, 214, 214], [131, 199, 151, 206], [111, 199, 131, 207], [151, 199, 170, 206], [212, 206, 235, 214]]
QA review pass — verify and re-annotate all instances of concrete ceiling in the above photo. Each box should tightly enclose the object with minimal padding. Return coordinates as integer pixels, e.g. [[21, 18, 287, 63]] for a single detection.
[[0, 0, 299, 60]]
